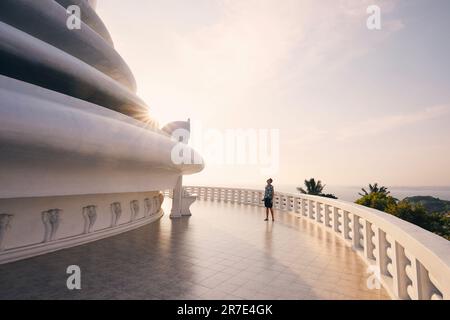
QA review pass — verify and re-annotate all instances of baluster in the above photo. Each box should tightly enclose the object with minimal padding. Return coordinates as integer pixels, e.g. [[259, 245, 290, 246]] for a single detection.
[[316, 201, 322, 223], [385, 235, 409, 299], [428, 272, 444, 300], [375, 228, 390, 281], [343, 211, 351, 240], [352, 215, 362, 250], [324, 204, 331, 227], [308, 200, 314, 220], [403, 250, 445, 300], [333, 207, 340, 234], [294, 197, 300, 213], [404, 249, 419, 300], [364, 221, 376, 261], [301, 199, 306, 217]]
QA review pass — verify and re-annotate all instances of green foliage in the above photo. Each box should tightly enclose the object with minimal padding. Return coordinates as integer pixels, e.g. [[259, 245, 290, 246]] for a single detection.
[[356, 185, 450, 241], [404, 196, 450, 214], [359, 183, 390, 197], [387, 201, 429, 227], [387, 201, 450, 240], [297, 178, 324, 195], [297, 178, 337, 199], [355, 192, 396, 212], [321, 193, 338, 199]]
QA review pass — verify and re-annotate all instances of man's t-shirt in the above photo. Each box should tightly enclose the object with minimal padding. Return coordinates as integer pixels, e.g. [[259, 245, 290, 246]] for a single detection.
[[264, 184, 274, 200]]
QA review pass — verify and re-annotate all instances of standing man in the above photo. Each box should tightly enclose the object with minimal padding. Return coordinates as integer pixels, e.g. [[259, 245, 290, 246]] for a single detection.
[[263, 178, 275, 221]]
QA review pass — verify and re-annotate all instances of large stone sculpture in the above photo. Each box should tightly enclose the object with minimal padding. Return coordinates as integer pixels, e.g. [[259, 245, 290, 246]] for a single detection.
[[0, 0, 203, 264]]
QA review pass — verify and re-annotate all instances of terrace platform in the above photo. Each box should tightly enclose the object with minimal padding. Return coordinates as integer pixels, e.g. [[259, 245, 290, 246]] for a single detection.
[[0, 199, 389, 300]]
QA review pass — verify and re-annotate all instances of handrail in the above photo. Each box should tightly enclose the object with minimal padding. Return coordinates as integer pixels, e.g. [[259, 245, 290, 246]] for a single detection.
[[179, 185, 450, 300]]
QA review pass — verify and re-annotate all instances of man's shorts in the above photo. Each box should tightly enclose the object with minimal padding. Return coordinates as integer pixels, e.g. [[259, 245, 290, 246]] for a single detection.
[[264, 198, 273, 208]]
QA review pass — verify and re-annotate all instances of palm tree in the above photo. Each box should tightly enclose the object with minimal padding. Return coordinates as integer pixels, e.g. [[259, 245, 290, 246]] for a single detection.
[[359, 183, 390, 196], [297, 178, 325, 195]]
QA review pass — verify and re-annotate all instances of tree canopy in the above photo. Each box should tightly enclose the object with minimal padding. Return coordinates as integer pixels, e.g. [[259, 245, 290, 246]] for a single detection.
[[355, 185, 449, 240], [297, 178, 337, 199]]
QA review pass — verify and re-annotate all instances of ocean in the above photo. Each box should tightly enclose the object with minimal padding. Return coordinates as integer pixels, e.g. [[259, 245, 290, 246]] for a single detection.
[[274, 185, 450, 202]]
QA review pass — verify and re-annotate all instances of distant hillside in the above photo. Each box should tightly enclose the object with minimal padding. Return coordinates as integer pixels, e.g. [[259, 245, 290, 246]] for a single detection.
[[404, 196, 450, 214]]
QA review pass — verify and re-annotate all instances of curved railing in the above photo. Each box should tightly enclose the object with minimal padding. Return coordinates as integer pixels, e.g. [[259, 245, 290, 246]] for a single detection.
[[183, 186, 450, 300]]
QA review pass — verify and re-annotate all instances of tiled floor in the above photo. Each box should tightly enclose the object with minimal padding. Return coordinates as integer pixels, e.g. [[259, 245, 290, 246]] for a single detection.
[[0, 199, 389, 300]]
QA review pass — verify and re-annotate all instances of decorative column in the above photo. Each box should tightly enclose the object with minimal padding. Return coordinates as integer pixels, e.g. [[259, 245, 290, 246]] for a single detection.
[[170, 175, 198, 218], [161, 118, 198, 218], [170, 175, 183, 218]]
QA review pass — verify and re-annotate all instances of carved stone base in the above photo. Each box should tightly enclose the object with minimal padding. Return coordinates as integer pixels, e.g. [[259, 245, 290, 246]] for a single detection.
[[170, 176, 197, 218], [0, 191, 164, 264], [180, 194, 197, 216]]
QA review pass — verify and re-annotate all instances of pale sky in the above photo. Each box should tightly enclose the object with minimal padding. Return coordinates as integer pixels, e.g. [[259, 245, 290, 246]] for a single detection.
[[96, 0, 450, 188]]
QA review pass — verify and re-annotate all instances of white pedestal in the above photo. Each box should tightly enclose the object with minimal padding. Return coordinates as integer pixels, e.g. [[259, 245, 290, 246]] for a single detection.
[[170, 176, 197, 218]]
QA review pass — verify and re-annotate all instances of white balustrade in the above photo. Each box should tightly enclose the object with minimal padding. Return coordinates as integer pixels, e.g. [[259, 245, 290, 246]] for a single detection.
[[182, 185, 450, 300]]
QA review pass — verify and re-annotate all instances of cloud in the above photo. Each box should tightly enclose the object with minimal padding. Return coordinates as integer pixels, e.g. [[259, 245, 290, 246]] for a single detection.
[[170, 0, 305, 91], [337, 105, 450, 140], [167, 0, 404, 94], [283, 0, 404, 86]]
